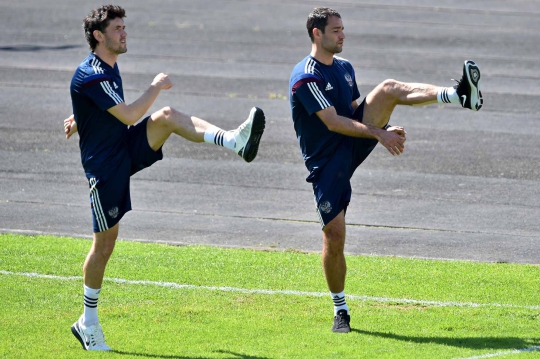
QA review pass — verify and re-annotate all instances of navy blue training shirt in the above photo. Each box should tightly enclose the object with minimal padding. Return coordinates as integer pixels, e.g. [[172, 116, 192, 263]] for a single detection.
[[70, 53, 128, 178], [289, 55, 361, 173]]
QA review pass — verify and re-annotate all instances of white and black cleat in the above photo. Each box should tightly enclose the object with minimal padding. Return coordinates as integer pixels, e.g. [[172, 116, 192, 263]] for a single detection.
[[454, 60, 483, 111], [71, 316, 111, 351], [234, 107, 265, 163]]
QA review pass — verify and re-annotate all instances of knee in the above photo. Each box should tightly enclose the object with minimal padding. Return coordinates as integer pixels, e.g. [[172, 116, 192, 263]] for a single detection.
[[323, 225, 345, 255], [379, 79, 402, 99], [151, 106, 173, 124], [152, 106, 175, 126], [92, 242, 115, 262], [152, 106, 190, 129]]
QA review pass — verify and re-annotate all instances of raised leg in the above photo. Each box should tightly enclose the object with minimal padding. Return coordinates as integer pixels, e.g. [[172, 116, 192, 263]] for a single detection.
[[146, 106, 211, 151], [362, 79, 440, 128]]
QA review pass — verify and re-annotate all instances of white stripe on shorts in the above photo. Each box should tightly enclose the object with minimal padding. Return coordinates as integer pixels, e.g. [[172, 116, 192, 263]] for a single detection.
[[89, 178, 108, 232]]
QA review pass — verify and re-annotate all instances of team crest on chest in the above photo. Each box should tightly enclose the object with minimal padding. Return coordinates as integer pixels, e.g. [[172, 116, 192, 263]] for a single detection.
[[344, 73, 353, 87]]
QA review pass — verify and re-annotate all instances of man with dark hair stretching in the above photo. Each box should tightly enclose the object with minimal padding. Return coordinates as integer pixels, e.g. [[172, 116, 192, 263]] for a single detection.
[[66, 5, 265, 350], [289, 7, 482, 333]]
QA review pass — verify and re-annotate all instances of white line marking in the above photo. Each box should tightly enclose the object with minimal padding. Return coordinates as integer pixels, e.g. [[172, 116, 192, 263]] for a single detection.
[[1, 270, 539, 310], [455, 346, 540, 359]]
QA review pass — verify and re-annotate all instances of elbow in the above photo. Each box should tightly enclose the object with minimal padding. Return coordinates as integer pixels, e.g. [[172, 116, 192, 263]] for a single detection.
[[325, 122, 339, 133], [118, 112, 139, 126]]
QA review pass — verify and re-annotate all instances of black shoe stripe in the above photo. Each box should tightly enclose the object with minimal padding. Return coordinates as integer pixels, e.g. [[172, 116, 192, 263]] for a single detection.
[[241, 108, 265, 163], [71, 323, 89, 350]]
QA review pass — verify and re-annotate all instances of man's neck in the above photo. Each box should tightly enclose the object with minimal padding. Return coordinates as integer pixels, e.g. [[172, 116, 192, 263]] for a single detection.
[[310, 45, 334, 66], [93, 47, 118, 68]]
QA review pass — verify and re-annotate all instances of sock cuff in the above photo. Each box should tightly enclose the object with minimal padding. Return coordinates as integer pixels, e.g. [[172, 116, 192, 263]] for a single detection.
[[438, 87, 458, 104], [84, 285, 101, 299], [203, 125, 222, 144], [331, 291, 345, 299]]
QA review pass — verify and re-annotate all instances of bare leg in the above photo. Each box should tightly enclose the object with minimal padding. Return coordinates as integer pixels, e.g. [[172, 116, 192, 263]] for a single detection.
[[146, 106, 212, 151], [363, 79, 440, 128], [83, 222, 119, 289], [322, 210, 347, 293]]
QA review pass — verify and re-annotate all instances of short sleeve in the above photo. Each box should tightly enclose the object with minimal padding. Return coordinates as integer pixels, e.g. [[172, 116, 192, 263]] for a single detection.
[[349, 66, 361, 102], [82, 73, 124, 111], [291, 74, 333, 115]]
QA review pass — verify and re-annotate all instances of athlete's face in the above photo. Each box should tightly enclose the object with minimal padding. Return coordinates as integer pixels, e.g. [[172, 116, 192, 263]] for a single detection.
[[102, 17, 127, 55], [320, 16, 345, 54]]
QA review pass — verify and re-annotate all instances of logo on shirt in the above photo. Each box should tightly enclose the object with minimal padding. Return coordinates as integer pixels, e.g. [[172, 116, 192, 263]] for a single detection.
[[344, 73, 353, 87], [108, 206, 119, 219], [113, 82, 119, 89], [319, 201, 332, 214], [325, 82, 334, 91]]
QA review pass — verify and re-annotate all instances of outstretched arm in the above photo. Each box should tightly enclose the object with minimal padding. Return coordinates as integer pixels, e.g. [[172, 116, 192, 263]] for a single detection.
[[316, 106, 406, 156], [107, 73, 172, 126]]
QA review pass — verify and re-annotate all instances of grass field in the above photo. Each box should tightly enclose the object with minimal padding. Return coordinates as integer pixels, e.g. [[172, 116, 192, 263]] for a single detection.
[[1, 233, 539, 359]]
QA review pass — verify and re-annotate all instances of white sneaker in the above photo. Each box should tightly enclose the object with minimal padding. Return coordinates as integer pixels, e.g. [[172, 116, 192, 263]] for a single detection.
[[71, 315, 112, 351], [233, 107, 265, 163]]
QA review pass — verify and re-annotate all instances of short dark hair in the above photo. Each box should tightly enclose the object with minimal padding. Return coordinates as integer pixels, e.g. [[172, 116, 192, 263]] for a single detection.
[[306, 7, 341, 43], [83, 5, 126, 50]]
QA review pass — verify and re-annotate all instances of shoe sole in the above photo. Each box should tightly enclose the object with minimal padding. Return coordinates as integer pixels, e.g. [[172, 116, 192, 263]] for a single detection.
[[71, 323, 89, 350], [240, 107, 265, 163], [464, 60, 483, 111]]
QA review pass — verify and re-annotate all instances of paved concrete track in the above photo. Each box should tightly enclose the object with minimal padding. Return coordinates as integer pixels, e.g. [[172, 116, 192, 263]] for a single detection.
[[1, 0, 539, 263]]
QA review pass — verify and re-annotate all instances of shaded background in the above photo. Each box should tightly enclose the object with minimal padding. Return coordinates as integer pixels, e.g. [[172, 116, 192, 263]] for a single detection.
[[1, 0, 539, 263]]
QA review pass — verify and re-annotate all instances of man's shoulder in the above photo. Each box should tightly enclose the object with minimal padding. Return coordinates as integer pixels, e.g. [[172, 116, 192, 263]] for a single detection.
[[333, 56, 354, 70], [76, 54, 114, 78], [72, 54, 114, 89], [291, 56, 324, 82]]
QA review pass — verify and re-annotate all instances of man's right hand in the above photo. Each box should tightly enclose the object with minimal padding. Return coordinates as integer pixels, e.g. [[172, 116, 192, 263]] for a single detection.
[[64, 114, 77, 139], [377, 126, 406, 156], [151, 73, 173, 90]]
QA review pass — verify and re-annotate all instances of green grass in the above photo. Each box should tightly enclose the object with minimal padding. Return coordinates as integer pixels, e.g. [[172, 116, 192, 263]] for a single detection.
[[1, 233, 539, 358]]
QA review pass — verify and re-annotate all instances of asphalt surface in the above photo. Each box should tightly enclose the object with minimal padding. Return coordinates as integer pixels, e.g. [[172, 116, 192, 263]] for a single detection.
[[1, 0, 539, 264]]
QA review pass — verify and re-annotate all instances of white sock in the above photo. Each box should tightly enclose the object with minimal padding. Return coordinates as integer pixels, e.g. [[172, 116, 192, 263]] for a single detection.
[[437, 87, 459, 104], [83, 285, 101, 326], [331, 291, 349, 315], [203, 125, 236, 150]]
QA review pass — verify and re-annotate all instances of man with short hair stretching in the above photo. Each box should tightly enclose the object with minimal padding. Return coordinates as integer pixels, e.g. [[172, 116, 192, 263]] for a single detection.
[[289, 7, 482, 333], [66, 5, 265, 350]]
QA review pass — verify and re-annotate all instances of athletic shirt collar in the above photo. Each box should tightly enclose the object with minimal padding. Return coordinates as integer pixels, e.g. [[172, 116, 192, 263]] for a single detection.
[[90, 52, 120, 75]]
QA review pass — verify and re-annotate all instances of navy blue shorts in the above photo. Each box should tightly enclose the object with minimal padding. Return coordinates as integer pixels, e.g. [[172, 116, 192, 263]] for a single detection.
[[309, 99, 380, 229], [88, 117, 163, 233]]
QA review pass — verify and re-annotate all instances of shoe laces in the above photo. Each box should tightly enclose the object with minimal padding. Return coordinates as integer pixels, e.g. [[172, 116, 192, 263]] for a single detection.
[[335, 312, 350, 329], [87, 324, 106, 347], [233, 117, 251, 149], [236, 117, 251, 136]]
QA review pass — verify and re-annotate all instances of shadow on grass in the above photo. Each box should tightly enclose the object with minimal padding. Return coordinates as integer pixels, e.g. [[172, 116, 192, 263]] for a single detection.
[[113, 349, 270, 359], [353, 329, 540, 351], [0, 44, 81, 52]]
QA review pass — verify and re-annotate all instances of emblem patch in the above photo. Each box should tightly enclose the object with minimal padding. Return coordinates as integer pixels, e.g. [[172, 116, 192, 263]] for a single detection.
[[319, 201, 332, 214], [108, 206, 119, 219], [470, 68, 480, 82], [344, 73, 353, 87]]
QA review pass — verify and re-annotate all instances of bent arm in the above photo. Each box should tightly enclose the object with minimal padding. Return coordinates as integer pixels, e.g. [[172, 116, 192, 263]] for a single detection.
[[108, 73, 172, 126], [107, 86, 161, 125], [316, 106, 382, 139], [316, 106, 406, 156]]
